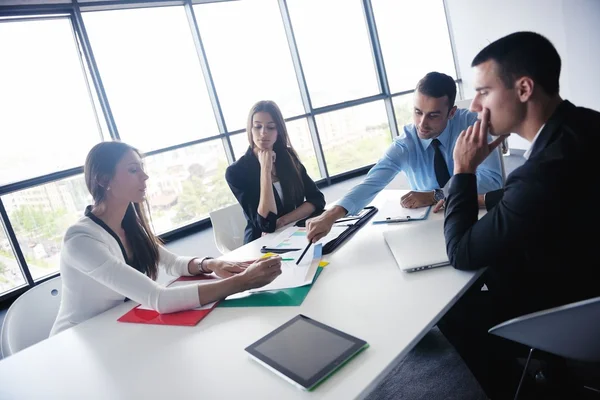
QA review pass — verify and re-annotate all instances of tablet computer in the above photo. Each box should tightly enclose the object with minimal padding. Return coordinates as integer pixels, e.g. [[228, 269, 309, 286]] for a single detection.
[[245, 314, 368, 391]]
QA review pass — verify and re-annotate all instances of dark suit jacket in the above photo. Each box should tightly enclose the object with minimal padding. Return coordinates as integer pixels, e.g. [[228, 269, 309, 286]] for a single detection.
[[226, 147, 326, 244], [444, 100, 600, 322]]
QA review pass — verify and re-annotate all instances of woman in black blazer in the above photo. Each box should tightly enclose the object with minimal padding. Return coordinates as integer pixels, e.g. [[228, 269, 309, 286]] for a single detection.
[[226, 100, 325, 244]]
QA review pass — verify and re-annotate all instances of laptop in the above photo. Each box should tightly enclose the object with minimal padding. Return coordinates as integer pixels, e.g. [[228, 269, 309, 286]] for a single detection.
[[383, 220, 451, 272]]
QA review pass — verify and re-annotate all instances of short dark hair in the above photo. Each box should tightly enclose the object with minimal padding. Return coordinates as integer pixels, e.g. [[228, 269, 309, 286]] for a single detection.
[[471, 31, 561, 96], [415, 72, 457, 110]]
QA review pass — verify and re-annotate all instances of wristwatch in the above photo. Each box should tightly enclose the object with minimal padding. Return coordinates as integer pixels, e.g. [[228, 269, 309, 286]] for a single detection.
[[199, 256, 214, 274], [433, 189, 445, 203]]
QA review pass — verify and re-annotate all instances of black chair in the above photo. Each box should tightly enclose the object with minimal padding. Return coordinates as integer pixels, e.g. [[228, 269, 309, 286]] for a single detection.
[[489, 296, 600, 399]]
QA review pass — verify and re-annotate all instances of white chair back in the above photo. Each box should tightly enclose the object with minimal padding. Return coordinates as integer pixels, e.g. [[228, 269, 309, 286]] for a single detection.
[[1, 276, 62, 358], [209, 203, 246, 254]]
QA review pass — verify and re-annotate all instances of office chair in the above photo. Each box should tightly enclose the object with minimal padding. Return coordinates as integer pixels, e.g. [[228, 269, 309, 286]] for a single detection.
[[489, 296, 600, 399], [209, 203, 246, 254], [1, 276, 62, 358]]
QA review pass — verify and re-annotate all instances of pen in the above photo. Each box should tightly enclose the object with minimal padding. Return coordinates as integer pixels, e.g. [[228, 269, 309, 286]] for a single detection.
[[295, 241, 313, 265], [372, 217, 412, 224], [260, 246, 302, 254], [334, 216, 362, 223]]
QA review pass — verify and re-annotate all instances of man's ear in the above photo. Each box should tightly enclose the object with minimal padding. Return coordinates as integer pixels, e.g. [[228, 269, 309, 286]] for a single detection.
[[447, 105, 458, 119], [516, 77, 534, 102]]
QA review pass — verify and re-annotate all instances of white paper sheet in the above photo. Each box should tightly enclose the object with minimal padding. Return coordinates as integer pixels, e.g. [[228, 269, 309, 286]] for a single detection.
[[373, 200, 430, 221], [247, 247, 316, 293]]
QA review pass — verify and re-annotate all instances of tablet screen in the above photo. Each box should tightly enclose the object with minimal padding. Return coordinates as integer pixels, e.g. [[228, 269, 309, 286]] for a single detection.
[[245, 315, 368, 390]]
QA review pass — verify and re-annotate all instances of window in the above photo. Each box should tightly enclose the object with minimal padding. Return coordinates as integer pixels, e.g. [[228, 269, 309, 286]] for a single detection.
[[0, 222, 26, 295], [0, 18, 102, 186], [83, 6, 218, 152], [231, 118, 321, 180], [393, 93, 415, 133], [2, 176, 91, 281], [144, 141, 235, 234], [287, 0, 379, 107], [194, 0, 304, 131], [230, 133, 250, 163], [317, 101, 391, 176], [371, 0, 456, 93]]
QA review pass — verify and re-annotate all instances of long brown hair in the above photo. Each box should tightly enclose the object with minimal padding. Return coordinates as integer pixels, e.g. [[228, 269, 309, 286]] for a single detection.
[[84, 141, 161, 280], [246, 100, 304, 207]]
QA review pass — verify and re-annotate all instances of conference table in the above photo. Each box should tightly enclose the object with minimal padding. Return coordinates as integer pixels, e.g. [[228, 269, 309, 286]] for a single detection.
[[0, 190, 484, 399]]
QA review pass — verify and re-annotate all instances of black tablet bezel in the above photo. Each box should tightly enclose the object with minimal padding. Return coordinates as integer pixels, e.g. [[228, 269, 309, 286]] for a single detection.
[[245, 314, 367, 390]]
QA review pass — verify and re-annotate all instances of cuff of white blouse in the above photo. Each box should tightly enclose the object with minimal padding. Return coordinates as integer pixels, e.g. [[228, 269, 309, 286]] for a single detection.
[[177, 256, 196, 276]]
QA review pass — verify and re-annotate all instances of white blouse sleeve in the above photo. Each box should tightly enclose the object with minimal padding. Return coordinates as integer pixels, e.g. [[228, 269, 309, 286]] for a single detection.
[[158, 246, 195, 277], [63, 232, 200, 314]]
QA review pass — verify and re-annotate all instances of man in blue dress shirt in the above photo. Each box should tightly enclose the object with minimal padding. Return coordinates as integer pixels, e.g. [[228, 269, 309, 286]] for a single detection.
[[306, 72, 503, 242]]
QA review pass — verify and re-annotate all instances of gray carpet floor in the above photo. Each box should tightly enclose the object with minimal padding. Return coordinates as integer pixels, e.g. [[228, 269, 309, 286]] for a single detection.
[[365, 327, 488, 400]]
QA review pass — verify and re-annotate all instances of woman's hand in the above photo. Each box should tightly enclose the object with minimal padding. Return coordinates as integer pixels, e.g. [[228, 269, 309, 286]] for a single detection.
[[238, 256, 282, 290], [204, 259, 253, 278], [275, 217, 288, 230], [257, 149, 275, 174]]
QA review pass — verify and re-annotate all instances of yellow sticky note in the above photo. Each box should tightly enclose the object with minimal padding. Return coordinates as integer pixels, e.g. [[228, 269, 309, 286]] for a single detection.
[[261, 252, 277, 259], [319, 261, 330, 268]]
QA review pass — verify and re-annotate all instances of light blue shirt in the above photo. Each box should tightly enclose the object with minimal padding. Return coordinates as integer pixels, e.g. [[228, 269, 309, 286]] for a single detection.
[[337, 108, 503, 215]]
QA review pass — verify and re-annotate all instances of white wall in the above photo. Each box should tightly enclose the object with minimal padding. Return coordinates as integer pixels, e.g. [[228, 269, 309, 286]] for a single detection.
[[446, 0, 600, 150]]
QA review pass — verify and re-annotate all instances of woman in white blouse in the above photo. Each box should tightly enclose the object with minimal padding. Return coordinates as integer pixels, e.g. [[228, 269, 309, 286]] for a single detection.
[[51, 141, 281, 335]]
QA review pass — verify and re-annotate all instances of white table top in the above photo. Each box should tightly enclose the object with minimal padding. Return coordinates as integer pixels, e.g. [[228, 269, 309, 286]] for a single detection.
[[0, 190, 483, 399]]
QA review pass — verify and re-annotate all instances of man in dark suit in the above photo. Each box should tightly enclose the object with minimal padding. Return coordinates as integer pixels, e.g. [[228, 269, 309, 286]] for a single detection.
[[439, 31, 600, 399]]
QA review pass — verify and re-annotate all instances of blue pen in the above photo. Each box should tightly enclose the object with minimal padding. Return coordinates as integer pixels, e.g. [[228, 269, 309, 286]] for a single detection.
[[372, 216, 413, 224]]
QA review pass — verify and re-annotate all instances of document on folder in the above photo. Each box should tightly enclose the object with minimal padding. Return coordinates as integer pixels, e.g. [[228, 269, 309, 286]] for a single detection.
[[226, 229, 322, 299], [372, 200, 430, 224]]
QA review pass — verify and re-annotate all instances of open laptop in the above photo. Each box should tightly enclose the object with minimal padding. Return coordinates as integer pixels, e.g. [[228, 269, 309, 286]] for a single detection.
[[383, 220, 451, 272]]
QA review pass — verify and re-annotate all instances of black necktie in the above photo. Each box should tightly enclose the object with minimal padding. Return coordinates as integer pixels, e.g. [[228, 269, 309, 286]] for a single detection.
[[431, 139, 451, 188]]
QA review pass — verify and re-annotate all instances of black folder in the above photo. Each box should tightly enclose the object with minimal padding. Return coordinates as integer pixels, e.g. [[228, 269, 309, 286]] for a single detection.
[[294, 206, 378, 255]]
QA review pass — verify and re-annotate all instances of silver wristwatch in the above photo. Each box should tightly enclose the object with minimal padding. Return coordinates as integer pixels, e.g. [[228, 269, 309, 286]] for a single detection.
[[199, 256, 214, 274], [433, 189, 445, 203]]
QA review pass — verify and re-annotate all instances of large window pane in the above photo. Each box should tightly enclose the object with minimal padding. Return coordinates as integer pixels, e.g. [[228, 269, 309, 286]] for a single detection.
[[287, 0, 379, 107], [83, 7, 218, 152], [0, 222, 26, 295], [230, 133, 250, 163], [231, 119, 321, 180], [317, 101, 391, 176], [3, 176, 91, 281], [194, 0, 304, 131], [0, 18, 102, 186], [372, 0, 456, 93], [393, 93, 415, 133], [145, 141, 235, 234]]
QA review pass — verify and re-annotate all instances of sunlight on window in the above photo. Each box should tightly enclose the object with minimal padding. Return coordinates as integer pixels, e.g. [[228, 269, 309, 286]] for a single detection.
[[83, 6, 218, 152], [317, 101, 392, 176], [0, 221, 26, 295], [287, 0, 379, 107], [0, 18, 102, 186], [3, 176, 91, 281], [143, 141, 235, 234], [194, 0, 304, 131], [371, 0, 456, 93]]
